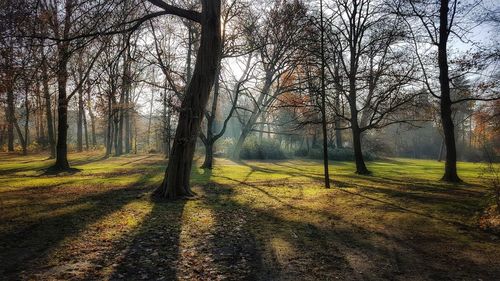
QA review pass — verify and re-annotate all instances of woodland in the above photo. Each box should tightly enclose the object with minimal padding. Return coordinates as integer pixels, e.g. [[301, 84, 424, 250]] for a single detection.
[[1, 0, 500, 280]]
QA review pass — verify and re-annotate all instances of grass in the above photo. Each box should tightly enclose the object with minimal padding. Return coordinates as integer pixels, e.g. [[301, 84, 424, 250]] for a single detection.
[[0, 152, 499, 280]]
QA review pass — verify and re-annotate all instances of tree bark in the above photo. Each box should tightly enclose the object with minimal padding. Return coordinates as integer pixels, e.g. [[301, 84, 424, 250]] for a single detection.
[[49, 0, 73, 171], [155, 0, 221, 199], [201, 141, 214, 169], [438, 0, 461, 182], [52, 49, 71, 170], [351, 122, 369, 175]]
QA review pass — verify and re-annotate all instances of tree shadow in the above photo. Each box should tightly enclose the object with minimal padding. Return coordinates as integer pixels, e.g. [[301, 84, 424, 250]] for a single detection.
[[101, 198, 187, 281], [0, 154, 108, 176], [0, 172, 156, 280], [202, 179, 500, 280]]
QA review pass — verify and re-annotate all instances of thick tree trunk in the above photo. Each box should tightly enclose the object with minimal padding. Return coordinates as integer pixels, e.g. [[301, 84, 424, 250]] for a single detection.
[[349, 84, 369, 175], [49, 1, 73, 172], [201, 141, 214, 169], [349, 98, 369, 175], [351, 123, 369, 175], [155, 0, 221, 199], [438, 0, 461, 182], [52, 58, 71, 170], [347, 23, 369, 175]]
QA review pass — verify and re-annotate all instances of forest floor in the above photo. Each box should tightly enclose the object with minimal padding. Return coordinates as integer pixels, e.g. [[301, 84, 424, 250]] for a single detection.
[[0, 152, 499, 281]]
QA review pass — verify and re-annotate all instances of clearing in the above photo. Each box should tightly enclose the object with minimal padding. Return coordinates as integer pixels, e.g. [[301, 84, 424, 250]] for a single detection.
[[0, 152, 499, 280]]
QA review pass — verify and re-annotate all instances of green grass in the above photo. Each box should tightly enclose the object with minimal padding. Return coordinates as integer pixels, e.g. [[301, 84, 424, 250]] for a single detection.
[[0, 152, 498, 280]]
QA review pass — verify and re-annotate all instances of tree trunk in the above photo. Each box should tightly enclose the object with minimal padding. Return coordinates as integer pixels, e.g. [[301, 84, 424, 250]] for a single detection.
[[438, 0, 461, 182], [146, 91, 154, 149], [77, 89, 84, 152], [231, 74, 272, 160], [49, 1, 73, 172], [113, 112, 120, 156], [52, 52, 71, 170], [117, 90, 124, 155], [320, 0, 331, 188], [105, 93, 113, 157], [155, 0, 221, 199], [14, 122, 27, 156], [201, 141, 214, 169], [232, 126, 250, 160], [352, 123, 369, 174], [86, 87, 97, 148], [42, 55, 56, 158], [124, 89, 131, 153], [6, 87, 15, 152], [22, 85, 29, 155], [334, 95, 343, 148], [83, 102, 89, 151], [201, 64, 221, 169]]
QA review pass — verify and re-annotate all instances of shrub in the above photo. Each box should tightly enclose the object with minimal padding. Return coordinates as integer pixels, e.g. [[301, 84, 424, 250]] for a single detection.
[[298, 147, 376, 161], [240, 137, 286, 160], [294, 148, 309, 157], [28, 141, 43, 153]]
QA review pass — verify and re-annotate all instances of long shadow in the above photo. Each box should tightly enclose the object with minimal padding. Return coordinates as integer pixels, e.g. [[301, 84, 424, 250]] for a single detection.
[[238, 162, 326, 183], [202, 182, 397, 280], [203, 180, 500, 280], [202, 183, 265, 280], [0, 172, 156, 279], [0, 154, 108, 176], [238, 162, 490, 230], [93, 166, 206, 280], [102, 198, 187, 281], [120, 155, 157, 166]]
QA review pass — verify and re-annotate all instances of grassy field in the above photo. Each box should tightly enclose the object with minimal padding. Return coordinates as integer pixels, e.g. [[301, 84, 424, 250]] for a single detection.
[[0, 152, 499, 280]]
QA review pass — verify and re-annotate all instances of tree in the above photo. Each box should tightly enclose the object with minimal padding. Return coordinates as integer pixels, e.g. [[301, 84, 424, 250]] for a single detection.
[[151, 0, 222, 199], [199, 0, 253, 169], [231, 0, 308, 160], [319, 0, 331, 188], [398, 0, 500, 182], [325, 0, 416, 174]]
